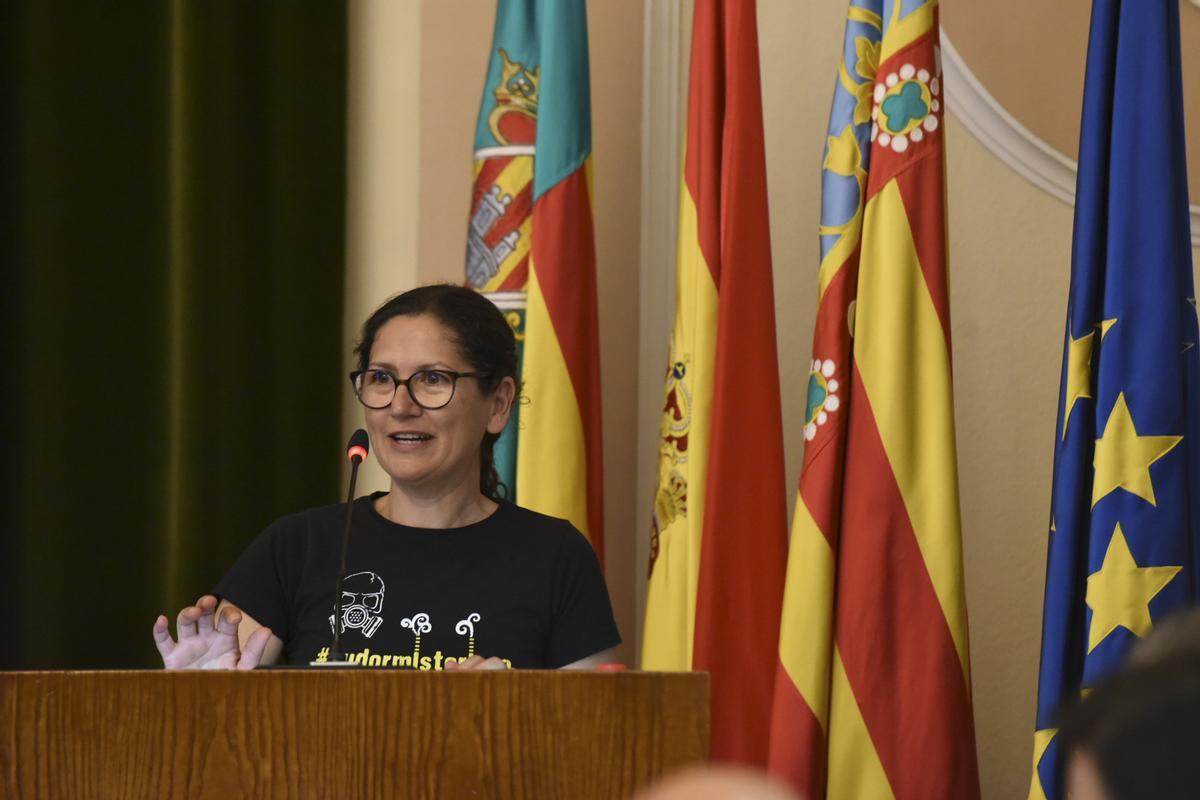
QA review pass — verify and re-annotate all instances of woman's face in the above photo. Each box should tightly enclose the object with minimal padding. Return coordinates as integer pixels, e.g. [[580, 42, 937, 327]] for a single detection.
[[362, 314, 514, 497]]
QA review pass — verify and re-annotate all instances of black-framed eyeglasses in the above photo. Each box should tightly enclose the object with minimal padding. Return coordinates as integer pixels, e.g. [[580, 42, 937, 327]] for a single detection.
[[350, 368, 488, 410]]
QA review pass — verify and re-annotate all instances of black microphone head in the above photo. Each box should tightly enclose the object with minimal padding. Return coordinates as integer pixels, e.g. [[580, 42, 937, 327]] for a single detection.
[[346, 429, 369, 463]]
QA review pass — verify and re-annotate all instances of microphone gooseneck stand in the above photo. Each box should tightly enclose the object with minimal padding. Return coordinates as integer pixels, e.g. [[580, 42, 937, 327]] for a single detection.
[[310, 429, 369, 667]]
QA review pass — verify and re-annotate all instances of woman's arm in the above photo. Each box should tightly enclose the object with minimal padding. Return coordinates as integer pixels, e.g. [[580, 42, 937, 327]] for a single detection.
[[560, 647, 619, 670], [443, 647, 620, 671]]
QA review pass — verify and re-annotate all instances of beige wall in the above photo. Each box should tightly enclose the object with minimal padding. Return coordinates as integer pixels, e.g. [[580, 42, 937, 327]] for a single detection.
[[941, 115, 1074, 800], [344, 0, 422, 495], [346, 1, 1199, 797], [943, 0, 1200, 204], [947, 120, 1200, 800]]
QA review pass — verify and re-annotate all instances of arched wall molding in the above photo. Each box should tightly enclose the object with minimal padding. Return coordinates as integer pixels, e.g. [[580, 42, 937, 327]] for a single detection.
[[940, 31, 1200, 246]]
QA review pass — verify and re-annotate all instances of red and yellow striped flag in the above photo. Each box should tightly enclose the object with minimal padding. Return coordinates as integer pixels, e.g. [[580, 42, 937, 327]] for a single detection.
[[641, 0, 788, 767], [465, 0, 603, 560], [767, 1, 979, 797]]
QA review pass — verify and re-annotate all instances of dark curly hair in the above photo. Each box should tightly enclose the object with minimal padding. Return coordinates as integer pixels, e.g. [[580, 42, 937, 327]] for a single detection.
[[354, 284, 518, 502]]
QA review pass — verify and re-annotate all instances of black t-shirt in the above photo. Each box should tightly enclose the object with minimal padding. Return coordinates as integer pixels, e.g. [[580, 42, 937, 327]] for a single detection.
[[213, 493, 621, 669]]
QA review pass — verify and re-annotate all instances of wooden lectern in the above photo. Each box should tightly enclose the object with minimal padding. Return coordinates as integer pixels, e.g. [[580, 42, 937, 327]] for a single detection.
[[1, 670, 708, 799]]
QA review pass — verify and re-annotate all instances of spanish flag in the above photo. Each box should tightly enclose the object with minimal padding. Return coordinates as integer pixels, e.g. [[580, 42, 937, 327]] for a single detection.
[[465, 0, 603, 561], [641, 0, 788, 766], [767, 1, 980, 797]]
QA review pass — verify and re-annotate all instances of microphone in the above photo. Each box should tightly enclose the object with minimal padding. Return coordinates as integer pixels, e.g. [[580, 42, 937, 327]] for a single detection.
[[313, 429, 370, 666], [347, 430, 369, 464]]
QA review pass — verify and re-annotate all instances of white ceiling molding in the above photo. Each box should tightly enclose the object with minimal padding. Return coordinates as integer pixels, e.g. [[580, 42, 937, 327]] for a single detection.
[[940, 30, 1200, 246]]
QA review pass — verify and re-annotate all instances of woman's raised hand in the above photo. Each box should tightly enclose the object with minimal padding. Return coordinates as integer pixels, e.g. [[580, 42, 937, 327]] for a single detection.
[[153, 595, 273, 670]]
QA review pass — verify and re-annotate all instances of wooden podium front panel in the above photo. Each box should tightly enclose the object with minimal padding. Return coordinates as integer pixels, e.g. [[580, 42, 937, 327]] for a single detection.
[[0, 670, 708, 799]]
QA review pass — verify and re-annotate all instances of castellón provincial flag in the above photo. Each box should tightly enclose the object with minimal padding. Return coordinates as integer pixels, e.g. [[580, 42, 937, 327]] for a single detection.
[[1029, 2, 1200, 798], [465, 0, 603, 562], [767, 1, 979, 797], [640, 0, 789, 767]]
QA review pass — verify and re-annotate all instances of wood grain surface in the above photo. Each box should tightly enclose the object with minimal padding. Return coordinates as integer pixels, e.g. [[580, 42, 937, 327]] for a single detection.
[[0, 670, 708, 799]]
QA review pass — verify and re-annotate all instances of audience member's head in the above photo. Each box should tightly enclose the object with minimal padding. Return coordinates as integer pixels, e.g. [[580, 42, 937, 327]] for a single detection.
[[634, 765, 803, 800], [1057, 655, 1200, 800], [1129, 607, 1200, 667]]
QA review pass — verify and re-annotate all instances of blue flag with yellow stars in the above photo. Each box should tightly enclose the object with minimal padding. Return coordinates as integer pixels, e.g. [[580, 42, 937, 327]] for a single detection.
[[1029, 1, 1199, 797]]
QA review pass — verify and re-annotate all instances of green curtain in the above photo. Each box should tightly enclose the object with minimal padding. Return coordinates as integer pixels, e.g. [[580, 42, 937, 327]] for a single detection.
[[3, 1, 348, 669]]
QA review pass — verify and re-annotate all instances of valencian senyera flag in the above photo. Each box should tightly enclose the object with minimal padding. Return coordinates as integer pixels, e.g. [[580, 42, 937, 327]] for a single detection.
[[465, 0, 604, 562], [640, 0, 789, 767], [766, 1, 980, 798], [1029, 2, 1200, 797]]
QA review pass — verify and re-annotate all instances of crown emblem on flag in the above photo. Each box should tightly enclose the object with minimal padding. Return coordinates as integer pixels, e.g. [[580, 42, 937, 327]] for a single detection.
[[488, 49, 539, 145]]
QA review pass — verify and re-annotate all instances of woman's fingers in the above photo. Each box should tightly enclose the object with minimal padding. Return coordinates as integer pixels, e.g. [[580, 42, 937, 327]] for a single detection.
[[195, 595, 220, 634], [215, 607, 242, 637], [175, 595, 220, 642], [237, 627, 273, 671], [156, 598, 250, 670], [477, 657, 507, 671], [151, 615, 175, 659], [175, 605, 200, 640], [194, 607, 243, 669]]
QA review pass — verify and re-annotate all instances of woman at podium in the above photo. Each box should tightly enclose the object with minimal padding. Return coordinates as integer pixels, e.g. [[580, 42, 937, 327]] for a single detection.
[[152, 284, 621, 671]]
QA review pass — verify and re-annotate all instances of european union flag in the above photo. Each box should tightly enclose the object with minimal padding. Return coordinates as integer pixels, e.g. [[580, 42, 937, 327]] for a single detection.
[[1030, 1, 1199, 797]]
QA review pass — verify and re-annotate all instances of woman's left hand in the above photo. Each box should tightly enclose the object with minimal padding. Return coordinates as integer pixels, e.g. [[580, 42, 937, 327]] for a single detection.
[[444, 655, 507, 671]]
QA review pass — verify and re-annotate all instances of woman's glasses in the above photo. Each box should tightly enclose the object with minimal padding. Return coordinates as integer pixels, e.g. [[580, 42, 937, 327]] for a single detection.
[[349, 369, 487, 410]]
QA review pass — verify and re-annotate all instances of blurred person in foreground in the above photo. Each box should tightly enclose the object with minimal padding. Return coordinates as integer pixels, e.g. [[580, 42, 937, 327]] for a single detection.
[[1128, 606, 1200, 667], [633, 766, 802, 800], [1058, 649, 1200, 800]]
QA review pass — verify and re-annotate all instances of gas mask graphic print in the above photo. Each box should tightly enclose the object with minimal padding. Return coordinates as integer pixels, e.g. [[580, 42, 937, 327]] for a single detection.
[[329, 571, 385, 638]]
